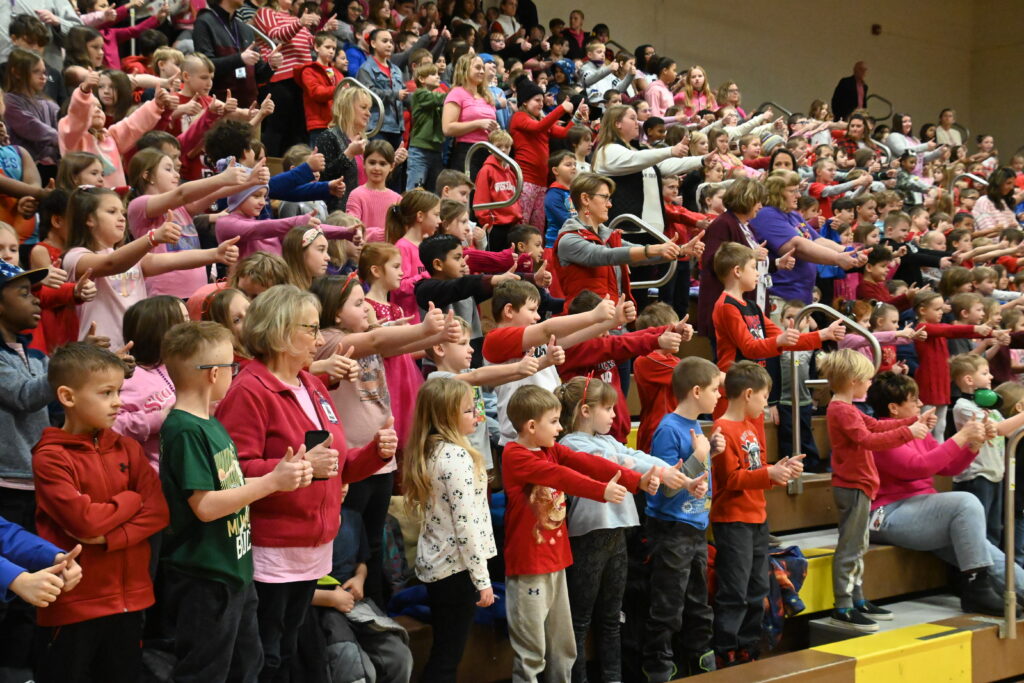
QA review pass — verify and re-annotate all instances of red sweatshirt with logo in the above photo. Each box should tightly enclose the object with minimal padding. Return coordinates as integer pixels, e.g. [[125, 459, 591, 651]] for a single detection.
[[474, 155, 523, 226]]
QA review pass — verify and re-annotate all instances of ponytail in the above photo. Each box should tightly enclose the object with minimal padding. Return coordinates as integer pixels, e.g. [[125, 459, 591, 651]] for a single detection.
[[385, 189, 441, 244]]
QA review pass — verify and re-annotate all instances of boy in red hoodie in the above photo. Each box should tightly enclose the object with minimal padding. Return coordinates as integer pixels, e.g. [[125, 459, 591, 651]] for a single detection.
[[501, 384, 661, 683], [298, 32, 340, 148], [474, 129, 523, 252], [633, 302, 685, 453], [32, 343, 169, 682], [558, 290, 694, 443]]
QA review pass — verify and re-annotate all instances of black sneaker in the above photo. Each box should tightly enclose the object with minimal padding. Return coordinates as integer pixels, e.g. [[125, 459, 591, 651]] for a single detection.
[[856, 600, 893, 621], [829, 607, 879, 632]]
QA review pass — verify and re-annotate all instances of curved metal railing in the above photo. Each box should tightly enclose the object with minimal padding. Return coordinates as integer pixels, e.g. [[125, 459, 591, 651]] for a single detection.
[[866, 93, 893, 122], [873, 138, 893, 164], [334, 77, 385, 139], [953, 172, 989, 188], [953, 122, 971, 145], [754, 101, 792, 118], [607, 213, 677, 290], [464, 141, 523, 211], [786, 304, 879, 494]]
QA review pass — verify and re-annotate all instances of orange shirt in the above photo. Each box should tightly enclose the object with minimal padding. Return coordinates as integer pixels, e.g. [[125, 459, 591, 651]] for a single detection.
[[709, 416, 774, 524]]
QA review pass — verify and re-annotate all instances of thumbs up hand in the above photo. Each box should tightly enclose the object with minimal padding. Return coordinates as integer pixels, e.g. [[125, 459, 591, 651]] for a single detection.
[[603, 470, 627, 503], [543, 335, 565, 366], [9, 562, 66, 607], [54, 545, 83, 592], [272, 445, 314, 491], [376, 416, 398, 460]]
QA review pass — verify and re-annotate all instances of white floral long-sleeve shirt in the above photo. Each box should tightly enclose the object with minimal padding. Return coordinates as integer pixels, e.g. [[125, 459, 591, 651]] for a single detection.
[[415, 442, 496, 590]]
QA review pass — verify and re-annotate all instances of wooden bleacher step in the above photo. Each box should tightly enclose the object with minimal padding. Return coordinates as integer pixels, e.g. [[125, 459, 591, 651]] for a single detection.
[[807, 594, 964, 646]]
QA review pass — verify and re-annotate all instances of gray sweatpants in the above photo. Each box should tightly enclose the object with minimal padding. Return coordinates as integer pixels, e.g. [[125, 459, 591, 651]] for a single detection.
[[506, 570, 576, 683], [833, 486, 870, 608]]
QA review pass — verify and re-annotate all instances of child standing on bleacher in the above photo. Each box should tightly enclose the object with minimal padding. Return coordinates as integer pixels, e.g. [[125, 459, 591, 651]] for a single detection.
[[643, 357, 725, 681], [712, 361, 802, 667], [819, 349, 930, 633]]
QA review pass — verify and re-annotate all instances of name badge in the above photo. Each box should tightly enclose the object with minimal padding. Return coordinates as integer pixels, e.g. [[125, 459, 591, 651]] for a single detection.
[[235, 66, 247, 79], [318, 395, 339, 424]]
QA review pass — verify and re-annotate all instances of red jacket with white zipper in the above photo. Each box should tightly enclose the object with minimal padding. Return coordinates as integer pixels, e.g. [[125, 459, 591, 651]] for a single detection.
[[32, 427, 168, 626], [215, 361, 389, 548]]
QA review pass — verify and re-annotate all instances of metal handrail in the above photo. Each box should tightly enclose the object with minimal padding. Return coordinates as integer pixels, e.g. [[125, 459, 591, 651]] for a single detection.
[[787, 303, 879, 494], [873, 138, 893, 164], [754, 101, 792, 118], [465, 142, 523, 210], [953, 122, 971, 145], [1000, 429, 1019, 639], [606, 213, 677, 290], [606, 39, 628, 55], [953, 172, 989, 188], [334, 77, 385, 139], [865, 93, 893, 121]]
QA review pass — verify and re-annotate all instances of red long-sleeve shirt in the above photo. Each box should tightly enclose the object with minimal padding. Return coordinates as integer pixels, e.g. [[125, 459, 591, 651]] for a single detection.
[[913, 323, 982, 405], [33, 428, 169, 626], [298, 61, 338, 131], [501, 441, 640, 576], [856, 278, 912, 311], [509, 108, 571, 186], [827, 401, 917, 499], [558, 327, 668, 442], [474, 156, 523, 226], [710, 417, 775, 523], [712, 292, 821, 372], [634, 350, 680, 453], [664, 202, 707, 243]]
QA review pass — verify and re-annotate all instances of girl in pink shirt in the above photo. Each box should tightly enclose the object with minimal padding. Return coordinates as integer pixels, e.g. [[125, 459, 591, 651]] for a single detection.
[[346, 141, 402, 242], [61, 186, 239, 348], [113, 295, 187, 470], [643, 57, 677, 118], [676, 65, 718, 118], [384, 188, 441, 322]]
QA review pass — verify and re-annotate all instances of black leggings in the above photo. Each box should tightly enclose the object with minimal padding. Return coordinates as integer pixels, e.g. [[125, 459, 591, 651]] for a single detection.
[[343, 471, 395, 607], [422, 570, 478, 682]]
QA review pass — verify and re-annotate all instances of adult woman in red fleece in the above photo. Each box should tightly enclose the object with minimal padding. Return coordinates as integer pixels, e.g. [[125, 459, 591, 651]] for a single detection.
[[215, 284, 398, 682], [508, 77, 580, 229]]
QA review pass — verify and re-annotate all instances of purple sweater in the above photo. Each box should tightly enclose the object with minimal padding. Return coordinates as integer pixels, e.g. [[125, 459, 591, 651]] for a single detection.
[[3, 92, 59, 163], [215, 213, 357, 261], [872, 434, 976, 510]]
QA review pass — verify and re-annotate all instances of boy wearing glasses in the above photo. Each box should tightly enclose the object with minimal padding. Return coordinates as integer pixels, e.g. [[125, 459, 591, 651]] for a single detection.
[[158, 322, 313, 681]]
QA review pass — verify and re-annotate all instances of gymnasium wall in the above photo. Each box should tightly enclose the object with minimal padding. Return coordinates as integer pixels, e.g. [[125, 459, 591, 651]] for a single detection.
[[536, 0, 1022, 156]]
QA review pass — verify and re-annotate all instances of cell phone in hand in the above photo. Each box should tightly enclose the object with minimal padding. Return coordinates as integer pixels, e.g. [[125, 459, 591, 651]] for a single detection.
[[306, 430, 331, 480]]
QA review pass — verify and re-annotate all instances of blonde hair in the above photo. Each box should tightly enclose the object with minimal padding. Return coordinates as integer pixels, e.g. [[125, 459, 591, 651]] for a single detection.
[[0, 221, 18, 241], [592, 104, 631, 169], [683, 65, 715, 108], [817, 348, 874, 390], [241, 284, 320, 363], [331, 85, 372, 134], [151, 47, 184, 70], [451, 54, 493, 104], [995, 381, 1024, 418], [281, 225, 321, 290], [403, 377, 484, 515], [764, 170, 801, 211], [182, 52, 214, 74], [163, 321, 233, 384], [554, 376, 617, 434], [949, 353, 987, 383], [488, 129, 512, 147]]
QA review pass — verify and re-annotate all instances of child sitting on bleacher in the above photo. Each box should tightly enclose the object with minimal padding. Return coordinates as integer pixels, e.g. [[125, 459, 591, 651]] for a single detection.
[[819, 348, 931, 633]]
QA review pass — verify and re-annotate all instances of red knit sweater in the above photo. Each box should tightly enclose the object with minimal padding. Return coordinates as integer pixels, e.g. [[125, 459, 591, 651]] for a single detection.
[[509, 108, 571, 186], [827, 401, 917, 498]]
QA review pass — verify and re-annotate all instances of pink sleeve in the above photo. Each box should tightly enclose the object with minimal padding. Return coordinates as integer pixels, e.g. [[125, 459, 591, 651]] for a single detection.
[[109, 99, 163, 154], [215, 214, 307, 242], [58, 87, 93, 154], [347, 192, 365, 220]]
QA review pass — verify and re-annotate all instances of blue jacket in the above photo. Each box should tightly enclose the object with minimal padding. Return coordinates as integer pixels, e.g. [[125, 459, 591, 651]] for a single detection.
[[0, 516, 62, 601], [217, 163, 332, 218], [0, 333, 52, 479], [645, 413, 711, 530], [544, 184, 574, 247], [356, 57, 406, 135]]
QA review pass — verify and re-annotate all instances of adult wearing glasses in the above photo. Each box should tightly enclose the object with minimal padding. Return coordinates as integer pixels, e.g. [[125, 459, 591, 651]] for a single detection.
[[216, 284, 398, 682], [553, 172, 683, 312]]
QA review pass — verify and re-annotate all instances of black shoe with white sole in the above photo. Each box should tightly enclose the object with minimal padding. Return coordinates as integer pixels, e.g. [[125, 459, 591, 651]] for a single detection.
[[855, 600, 893, 620], [829, 607, 879, 632]]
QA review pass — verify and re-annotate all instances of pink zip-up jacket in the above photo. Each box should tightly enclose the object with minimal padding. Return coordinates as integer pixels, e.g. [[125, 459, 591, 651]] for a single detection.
[[93, 4, 160, 70], [215, 213, 357, 261], [644, 79, 674, 118], [871, 434, 976, 510], [59, 86, 162, 188], [112, 365, 176, 471]]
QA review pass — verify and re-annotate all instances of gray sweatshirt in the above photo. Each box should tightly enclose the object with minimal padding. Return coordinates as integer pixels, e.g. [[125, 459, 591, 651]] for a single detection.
[[0, 338, 54, 481], [555, 216, 662, 293]]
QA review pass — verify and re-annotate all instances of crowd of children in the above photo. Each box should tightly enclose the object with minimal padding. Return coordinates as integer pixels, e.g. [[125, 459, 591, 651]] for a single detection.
[[0, 1, 1024, 683]]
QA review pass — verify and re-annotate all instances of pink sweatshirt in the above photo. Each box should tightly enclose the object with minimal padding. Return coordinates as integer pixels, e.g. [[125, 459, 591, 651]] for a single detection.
[[215, 213, 357, 261], [112, 365, 176, 470], [872, 435, 976, 509], [59, 86, 162, 188], [393, 237, 429, 322], [644, 79, 674, 118], [95, 4, 159, 70], [346, 186, 401, 240], [839, 330, 911, 363]]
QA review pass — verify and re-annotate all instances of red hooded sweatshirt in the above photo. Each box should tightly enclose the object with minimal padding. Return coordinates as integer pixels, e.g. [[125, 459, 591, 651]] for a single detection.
[[558, 327, 669, 442], [215, 361, 389, 548], [474, 155, 523, 227], [32, 427, 168, 626], [298, 61, 339, 131]]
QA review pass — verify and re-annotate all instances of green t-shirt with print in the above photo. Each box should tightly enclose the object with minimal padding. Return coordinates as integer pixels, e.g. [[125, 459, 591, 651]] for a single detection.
[[160, 409, 253, 587]]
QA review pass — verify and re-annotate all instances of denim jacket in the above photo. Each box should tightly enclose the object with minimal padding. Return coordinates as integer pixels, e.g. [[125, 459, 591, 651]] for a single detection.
[[356, 58, 406, 135]]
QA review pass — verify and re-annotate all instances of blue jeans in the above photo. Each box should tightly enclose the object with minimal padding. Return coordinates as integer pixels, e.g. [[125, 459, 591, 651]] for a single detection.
[[870, 491, 1024, 595], [405, 146, 442, 192], [953, 477, 1004, 547]]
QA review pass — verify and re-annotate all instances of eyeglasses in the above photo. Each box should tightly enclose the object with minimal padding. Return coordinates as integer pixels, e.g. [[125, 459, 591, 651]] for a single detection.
[[588, 193, 612, 203], [299, 323, 322, 337], [196, 362, 240, 376]]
